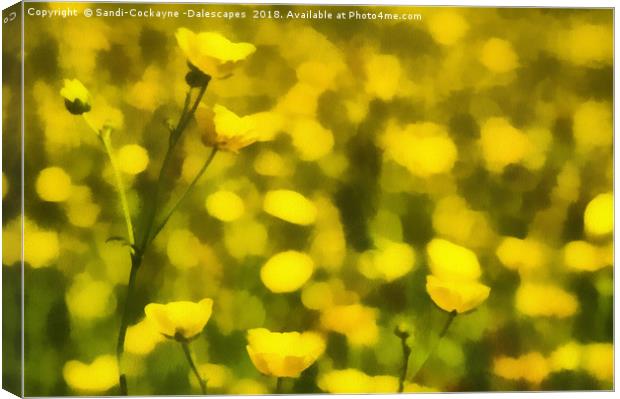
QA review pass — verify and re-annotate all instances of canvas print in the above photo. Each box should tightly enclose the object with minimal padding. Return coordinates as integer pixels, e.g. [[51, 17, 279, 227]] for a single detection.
[[1, 2, 614, 396]]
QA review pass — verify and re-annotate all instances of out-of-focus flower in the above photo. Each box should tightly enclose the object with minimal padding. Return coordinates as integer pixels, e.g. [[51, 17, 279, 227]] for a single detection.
[[496, 237, 548, 272], [426, 275, 490, 314], [144, 298, 214, 340], [176, 28, 255, 78], [35, 166, 72, 202], [63, 355, 118, 393], [357, 239, 416, 282], [260, 250, 314, 293], [427, 10, 469, 45], [196, 104, 257, 153], [563, 240, 611, 272], [479, 117, 530, 172], [549, 341, 581, 372], [583, 193, 613, 236], [515, 282, 578, 318], [480, 38, 519, 73], [320, 303, 379, 346], [582, 343, 613, 381], [125, 318, 165, 356], [60, 78, 91, 115], [318, 368, 398, 393], [263, 189, 317, 225], [205, 190, 245, 222], [117, 144, 149, 175], [194, 363, 232, 390], [2, 173, 8, 198], [246, 328, 325, 377], [65, 273, 116, 320], [493, 352, 550, 384]]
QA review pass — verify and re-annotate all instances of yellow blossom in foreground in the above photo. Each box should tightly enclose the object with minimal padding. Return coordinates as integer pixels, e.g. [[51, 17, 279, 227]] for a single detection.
[[63, 355, 118, 393], [260, 251, 314, 293], [318, 368, 398, 393], [493, 352, 550, 384], [320, 304, 378, 346], [426, 275, 490, 314], [35, 166, 72, 202], [263, 189, 317, 225], [176, 28, 255, 78], [205, 190, 245, 222], [144, 298, 213, 340], [197, 104, 257, 153], [427, 238, 481, 281], [246, 328, 325, 377], [125, 318, 165, 356], [583, 193, 613, 236], [60, 78, 91, 114], [515, 283, 578, 318]]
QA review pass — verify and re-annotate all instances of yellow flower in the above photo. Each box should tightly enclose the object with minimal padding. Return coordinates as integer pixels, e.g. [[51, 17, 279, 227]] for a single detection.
[[318, 368, 398, 393], [60, 78, 91, 115], [246, 328, 325, 378], [196, 104, 257, 153], [426, 275, 490, 314], [176, 28, 255, 78], [63, 355, 118, 393], [144, 298, 213, 340]]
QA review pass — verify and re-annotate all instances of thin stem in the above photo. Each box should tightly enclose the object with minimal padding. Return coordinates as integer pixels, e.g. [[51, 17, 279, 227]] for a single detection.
[[83, 117, 135, 246], [140, 84, 208, 252], [147, 147, 218, 246], [116, 253, 142, 395], [397, 332, 411, 393], [181, 341, 207, 394], [412, 310, 457, 381]]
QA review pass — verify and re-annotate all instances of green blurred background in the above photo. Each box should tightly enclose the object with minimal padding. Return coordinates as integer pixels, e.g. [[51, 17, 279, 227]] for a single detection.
[[2, 3, 613, 395]]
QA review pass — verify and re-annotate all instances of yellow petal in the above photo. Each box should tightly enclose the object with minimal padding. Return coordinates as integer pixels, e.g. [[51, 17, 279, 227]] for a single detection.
[[426, 239, 481, 281], [144, 298, 213, 339], [426, 275, 490, 313]]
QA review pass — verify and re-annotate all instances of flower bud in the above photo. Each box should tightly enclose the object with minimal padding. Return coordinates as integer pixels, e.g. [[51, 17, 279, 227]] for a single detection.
[[60, 79, 91, 115]]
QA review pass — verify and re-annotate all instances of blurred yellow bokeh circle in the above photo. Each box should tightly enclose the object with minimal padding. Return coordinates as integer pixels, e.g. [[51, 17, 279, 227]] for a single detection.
[[263, 189, 317, 225], [117, 144, 149, 175], [36, 166, 72, 202], [206, 190, 245, 222], [584, 193, 613, 236], [260, 250, 314, 293]]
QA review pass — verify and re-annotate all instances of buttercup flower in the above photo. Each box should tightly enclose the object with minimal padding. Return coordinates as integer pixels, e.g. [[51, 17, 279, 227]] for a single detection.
[[246, 328, 325, 378], [196, 104, 257, 153], [176, 28, 256, 78], [144, 298, 213, 340], [60, 79, 91, 115], [62, 355, 118, 393], [426, 275, 490, 314]]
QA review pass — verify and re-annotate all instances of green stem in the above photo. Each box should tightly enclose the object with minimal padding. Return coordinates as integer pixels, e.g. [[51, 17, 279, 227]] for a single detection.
[[397, 332, 411, 393], [147, 147, 218, 246], [412, 310, 457, 381], [116, 252, 142, 395], [83, 117, 135, 246], [140, 83, 208, 252], [181, 341, 207, 394], [275, 377, 283, 394]]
